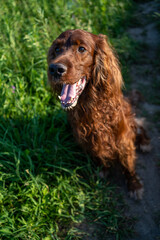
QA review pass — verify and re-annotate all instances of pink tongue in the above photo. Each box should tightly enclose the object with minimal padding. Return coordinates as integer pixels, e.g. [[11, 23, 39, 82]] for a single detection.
[[61, 82, 77, 103]]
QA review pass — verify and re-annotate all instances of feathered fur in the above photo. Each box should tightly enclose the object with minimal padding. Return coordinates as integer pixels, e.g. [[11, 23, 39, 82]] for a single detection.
[[47, 29, 150, 199]]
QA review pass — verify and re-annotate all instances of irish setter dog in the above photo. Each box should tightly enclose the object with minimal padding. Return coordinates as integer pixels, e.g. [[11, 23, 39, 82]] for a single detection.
[[47, 29, 150, 200]]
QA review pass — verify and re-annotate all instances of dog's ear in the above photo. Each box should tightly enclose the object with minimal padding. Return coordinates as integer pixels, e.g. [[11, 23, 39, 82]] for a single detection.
[[92, 34, 123, 96]]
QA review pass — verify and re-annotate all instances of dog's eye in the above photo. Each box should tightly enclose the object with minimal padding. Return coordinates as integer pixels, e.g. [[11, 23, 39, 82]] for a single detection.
[[78, 46, 86, 53], [55, 47, 60, 53]]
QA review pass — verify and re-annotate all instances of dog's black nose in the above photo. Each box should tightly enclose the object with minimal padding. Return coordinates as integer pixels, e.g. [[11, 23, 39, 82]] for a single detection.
[[49, 63, 67, 77]]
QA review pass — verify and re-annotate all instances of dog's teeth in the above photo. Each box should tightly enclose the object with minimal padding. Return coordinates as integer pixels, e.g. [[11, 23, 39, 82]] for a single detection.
[[60, 77, 86, 111]]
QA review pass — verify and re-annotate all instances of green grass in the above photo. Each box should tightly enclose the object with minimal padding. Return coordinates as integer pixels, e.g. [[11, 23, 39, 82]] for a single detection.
[[0, 0, 135, 239]]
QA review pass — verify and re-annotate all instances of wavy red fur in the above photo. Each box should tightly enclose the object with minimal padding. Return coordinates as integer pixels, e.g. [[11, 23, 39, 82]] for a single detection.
[[47, 29, 150, 200]]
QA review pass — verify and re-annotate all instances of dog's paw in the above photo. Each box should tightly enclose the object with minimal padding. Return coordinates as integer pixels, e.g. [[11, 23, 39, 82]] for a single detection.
[[140, 143, 151, 152], [127, 175, 144, 200], [128, 187, 144, 200]]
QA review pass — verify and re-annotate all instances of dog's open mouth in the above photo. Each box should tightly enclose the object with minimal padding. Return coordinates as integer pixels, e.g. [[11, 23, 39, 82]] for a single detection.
[[59, 76, 86, 110]]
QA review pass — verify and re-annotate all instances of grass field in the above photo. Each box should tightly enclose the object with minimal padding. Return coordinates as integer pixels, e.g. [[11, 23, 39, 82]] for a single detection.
[[0, 0, 135, 239]]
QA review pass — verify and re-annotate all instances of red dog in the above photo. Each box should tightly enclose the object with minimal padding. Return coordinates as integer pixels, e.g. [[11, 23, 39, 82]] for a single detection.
[[47, 29, 150, 200]]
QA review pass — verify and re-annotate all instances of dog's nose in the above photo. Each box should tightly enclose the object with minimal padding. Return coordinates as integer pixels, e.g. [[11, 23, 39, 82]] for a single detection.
[[49, 63, 67, 77]]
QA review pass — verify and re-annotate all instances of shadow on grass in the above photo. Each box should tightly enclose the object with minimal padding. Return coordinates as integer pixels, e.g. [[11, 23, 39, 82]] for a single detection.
[[0, 110, 134, 240]]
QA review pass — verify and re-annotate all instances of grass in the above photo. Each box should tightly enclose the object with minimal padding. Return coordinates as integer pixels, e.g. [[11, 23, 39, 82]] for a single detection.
[[0, 0, 136, 239]]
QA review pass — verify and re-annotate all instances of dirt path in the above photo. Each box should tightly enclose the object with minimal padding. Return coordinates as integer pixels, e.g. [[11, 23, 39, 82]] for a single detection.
[[126, 1, 160, 239]]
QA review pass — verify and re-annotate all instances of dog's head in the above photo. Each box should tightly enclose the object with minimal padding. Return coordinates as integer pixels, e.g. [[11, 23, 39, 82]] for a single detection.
[[47, 29, 123, 110]]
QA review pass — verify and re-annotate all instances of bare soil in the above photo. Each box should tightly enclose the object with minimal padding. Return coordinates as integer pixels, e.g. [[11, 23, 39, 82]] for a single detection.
[[126, 1, 160, 239]]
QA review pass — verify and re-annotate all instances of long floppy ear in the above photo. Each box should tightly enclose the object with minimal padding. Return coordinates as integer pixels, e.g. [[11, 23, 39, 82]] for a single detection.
[[92, 34, 124, 96]]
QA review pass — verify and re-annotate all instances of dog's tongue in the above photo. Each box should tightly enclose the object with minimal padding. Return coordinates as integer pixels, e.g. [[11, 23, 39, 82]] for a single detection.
[[60, 82, 77, 103]]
